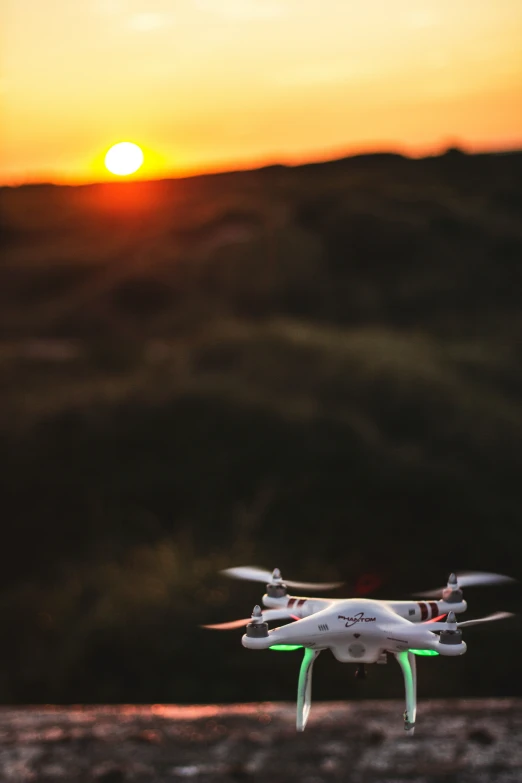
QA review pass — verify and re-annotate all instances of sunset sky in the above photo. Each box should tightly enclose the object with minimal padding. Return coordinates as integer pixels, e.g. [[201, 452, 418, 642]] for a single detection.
[[3, 0, 522, 184]]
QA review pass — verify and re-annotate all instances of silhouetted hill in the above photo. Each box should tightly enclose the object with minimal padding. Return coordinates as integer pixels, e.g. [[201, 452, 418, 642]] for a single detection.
[[0, 150, 521, 703]]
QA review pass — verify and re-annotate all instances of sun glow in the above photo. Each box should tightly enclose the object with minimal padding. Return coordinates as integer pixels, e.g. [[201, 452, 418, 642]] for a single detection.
[[3, 1, 522, 184], [104, 142, 144, 176]]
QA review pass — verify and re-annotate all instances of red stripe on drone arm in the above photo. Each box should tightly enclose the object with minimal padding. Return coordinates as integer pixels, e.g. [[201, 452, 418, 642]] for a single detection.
[[425, 614, 446, 624], [287, 598, 296, 608], [429, 602, 439, 618], [297, 599, 306, 609], [418, 602, 429, 621]]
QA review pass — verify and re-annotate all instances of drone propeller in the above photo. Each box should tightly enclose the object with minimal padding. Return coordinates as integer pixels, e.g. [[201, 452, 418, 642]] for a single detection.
[[416, 571, 516, 599], [420, 610, 515, 632], [201, 606, 296, 630], [220, 566, 343, 591], [384, 611, 514, 643]]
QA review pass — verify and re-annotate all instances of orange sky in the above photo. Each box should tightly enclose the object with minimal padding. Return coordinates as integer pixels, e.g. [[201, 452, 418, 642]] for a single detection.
[[3, 0, 522, 184]]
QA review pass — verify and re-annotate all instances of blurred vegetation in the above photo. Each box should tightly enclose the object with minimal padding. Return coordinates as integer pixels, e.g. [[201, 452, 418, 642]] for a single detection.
[[0, 150, 521, 704]]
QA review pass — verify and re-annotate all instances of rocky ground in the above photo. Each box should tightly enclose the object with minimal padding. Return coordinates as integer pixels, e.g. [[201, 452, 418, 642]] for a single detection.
[[0, 700, 521, 783]]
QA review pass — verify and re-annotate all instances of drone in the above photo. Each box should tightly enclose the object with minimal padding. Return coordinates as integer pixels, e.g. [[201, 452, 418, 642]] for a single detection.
[[203, 566, 515, 735]]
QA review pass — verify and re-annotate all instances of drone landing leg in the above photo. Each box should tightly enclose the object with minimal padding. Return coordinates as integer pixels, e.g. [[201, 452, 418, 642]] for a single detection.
[[296, 648, 321, 732], [394, 651, 417, 736]]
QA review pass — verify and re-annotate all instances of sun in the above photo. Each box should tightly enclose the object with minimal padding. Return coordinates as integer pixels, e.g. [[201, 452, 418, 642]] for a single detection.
[[105, 142, 144, 176]]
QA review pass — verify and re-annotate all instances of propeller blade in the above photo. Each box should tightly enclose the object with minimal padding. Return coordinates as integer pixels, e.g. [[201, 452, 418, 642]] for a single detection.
[[202, 608, 296, 630], [416, 571, 516, 598], [457, 611, 515, 629], [286, 578, 344, 591], [405, 611, 516, 634], [220, 565, 343, 591], [415, 588, 446, 599], [220, 566, 274, 584], [202, 618, 252, 630], [456, 573, 516, 588]]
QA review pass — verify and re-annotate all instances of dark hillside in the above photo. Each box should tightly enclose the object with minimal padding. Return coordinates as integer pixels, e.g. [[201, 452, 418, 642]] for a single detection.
[[0, 150, 521, 703]]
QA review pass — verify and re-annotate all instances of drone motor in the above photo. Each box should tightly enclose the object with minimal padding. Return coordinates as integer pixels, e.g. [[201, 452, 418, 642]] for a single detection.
[[246, 605, 269, 638]]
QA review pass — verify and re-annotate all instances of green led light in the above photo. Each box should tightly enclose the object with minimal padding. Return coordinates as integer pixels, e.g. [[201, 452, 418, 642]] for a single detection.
[[408, 649, 439, 656], [269, 644, 304, 651]]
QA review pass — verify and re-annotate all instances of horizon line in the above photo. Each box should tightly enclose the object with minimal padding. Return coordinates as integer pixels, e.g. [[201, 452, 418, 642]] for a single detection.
[[2, 143, 521, 190]]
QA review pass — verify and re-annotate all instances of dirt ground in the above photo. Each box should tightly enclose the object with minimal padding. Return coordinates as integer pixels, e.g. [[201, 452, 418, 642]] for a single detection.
[[0, 700, 521, 782]]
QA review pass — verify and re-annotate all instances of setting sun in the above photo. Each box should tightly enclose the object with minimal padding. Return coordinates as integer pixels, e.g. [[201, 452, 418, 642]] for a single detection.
[[2, 0, 522, 184], [105, 142, 144, 176]]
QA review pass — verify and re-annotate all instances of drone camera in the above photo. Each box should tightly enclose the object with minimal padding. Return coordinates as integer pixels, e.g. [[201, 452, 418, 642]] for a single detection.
[[354, 664, 367, 679]]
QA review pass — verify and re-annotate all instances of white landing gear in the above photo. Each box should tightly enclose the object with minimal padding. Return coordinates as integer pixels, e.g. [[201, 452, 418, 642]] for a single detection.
[[296, 648, 321, 731], [395, 650, 417, 736]]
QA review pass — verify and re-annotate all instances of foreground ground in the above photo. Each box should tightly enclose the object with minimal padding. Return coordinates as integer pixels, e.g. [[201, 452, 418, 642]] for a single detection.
[[1, 700, 521, 782]]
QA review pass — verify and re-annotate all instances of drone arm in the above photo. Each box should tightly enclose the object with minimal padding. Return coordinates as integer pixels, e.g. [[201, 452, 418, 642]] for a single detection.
[[296, 648, 321, 732], [395, 651, 417, 736]]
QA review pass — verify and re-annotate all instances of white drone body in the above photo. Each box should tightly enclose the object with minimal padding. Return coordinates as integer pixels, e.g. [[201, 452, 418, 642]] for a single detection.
[[204, 567, 514, 735]]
